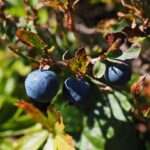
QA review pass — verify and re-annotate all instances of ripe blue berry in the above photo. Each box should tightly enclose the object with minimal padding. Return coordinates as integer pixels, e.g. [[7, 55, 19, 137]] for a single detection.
[[63, 77, 91, 105], [25, 70, 59, 102], [104, 61, 132, 85]]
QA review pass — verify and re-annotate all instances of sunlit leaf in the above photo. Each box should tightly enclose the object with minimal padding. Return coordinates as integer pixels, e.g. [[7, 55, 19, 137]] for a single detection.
[[14, 130, 48, 150], [54, 135, 75, 150], [15, 102, 75, 149], [16, 29, 47, 50], [43, 135, 54, 150], [80, 118, 105, 150], [67, 48, 91, 76], [93, 61, 106, 78], [39, 133, 75, 150], [117, 42, 141, 60], [107, 93, 127, 121]]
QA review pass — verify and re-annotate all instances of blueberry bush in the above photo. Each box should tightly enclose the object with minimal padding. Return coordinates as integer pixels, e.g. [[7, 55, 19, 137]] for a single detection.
[[0, 0, 150, 150]]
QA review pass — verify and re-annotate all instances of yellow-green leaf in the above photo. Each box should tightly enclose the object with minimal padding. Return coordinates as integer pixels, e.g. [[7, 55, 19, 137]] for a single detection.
[[138, 103, 150, 118], [54, 135, 75, 150], [67, 48, 91, 76], [43, 134, 75, 150]]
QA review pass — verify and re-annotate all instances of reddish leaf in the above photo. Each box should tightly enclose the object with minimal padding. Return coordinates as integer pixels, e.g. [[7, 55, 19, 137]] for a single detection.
[[122, 26, 145, 37], [131, 75, 146, 99], [16, 101, 67, 134], [15, 101, 52, 131], [105, 32, 126, 47], [144, 79, 150, 99], [122, 26, 150, 38], [16, 29, 47, 50]]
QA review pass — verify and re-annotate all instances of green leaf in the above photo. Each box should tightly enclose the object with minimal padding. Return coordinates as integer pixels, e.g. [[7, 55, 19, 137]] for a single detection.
[[111, 19, 130, 33], [0, 97, 17, 124], [107, 92, 129, 121], [15, 130, 48, 150], [107, 50, 122, 59], [0, 124, 42, 137], [47, 105, 62, 129], [117, 43, 141, 60], [16, 29, 47, 50], [93, 61, 106, 78], [80, 119, 105, 150], [5, 7, 26, 17], [0, 139, 13, 150], [78, 90, 137, 150]]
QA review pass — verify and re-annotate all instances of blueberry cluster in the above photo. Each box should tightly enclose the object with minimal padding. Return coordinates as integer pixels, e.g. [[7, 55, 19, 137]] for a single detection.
[[25, 61, 132, 104], [25, 70, 91, 104]]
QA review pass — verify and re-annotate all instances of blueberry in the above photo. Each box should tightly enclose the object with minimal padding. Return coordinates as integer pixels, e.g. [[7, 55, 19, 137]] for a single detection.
[[63, 77, 91, 105], [104, 61, 132, 85], [25, 70, 59, 102]]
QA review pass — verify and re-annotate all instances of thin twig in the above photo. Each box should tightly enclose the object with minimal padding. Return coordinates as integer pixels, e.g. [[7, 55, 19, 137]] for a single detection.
[[8, 44, 39, 64], [72, 0, 80, 10], [75, 24, 96, 34], [55, 60, 68, 67], [23, 0, 38, 25], [121, 0, 142, 15], [0, 0, 5, 22]]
